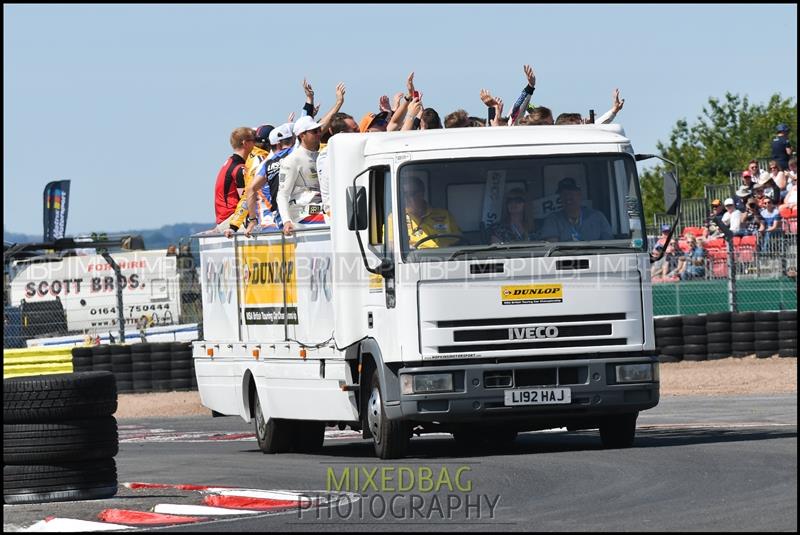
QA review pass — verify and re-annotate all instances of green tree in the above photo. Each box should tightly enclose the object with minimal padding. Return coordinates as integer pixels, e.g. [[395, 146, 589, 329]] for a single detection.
[[640, 93, 796, 220]]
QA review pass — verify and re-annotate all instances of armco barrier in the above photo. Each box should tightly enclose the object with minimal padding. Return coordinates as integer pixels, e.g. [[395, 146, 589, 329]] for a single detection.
[[3, 347, 74, 379], [655, 310, 796, 362]]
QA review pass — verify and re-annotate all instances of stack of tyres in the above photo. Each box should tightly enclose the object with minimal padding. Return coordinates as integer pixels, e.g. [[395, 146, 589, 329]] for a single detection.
[[130, 343, 152, 393], [110, 345, 133, 394], [170, 342, 193, 391], [705, 311, 732, 360], [150, 342, 173, 392], [754, 311, 779, 358], [730, 312, 755, 357], [71, 347, 93, 372], [92, 345, 112, 373], [682, 314, 707, 361], [3, 372, 119, 504], [778, 310, 797, 357], [654, 316, 683, 363]]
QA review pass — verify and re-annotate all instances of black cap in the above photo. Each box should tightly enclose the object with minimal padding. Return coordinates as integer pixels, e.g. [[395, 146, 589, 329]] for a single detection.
[[557, 177, 581, 193], [255, 124, 274, 144]]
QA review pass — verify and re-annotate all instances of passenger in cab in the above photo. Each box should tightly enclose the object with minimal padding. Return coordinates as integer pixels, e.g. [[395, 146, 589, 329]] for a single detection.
[[402, 175, 462, 249], [489, 188, 535, 243], [539, 177, 612, 242]]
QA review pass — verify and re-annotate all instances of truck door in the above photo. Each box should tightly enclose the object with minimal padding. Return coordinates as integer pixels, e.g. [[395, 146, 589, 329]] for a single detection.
[[358, 164, 399, 351]]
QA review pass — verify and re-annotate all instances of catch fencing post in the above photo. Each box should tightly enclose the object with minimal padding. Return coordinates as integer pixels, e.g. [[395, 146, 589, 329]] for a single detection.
[[101, 252, 126, 342]]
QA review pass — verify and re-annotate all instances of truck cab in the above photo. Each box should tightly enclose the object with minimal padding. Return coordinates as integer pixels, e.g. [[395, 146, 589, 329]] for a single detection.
[[195, 125, 662, 458]]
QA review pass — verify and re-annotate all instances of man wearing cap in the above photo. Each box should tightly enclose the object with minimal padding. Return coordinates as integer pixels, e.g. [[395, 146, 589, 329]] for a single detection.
[[721, 197, 743, 236], [359, 111, 390, 133], [734, 185, 752, 212], [277, 115, 325, 235], [245, 123, 296, 235], [703, 199, 725, 239], [771, 124, 793, 171], [539, 178, 612, 242]]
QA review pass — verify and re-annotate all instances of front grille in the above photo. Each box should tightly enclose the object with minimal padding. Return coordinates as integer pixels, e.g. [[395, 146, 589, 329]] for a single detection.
[[438, 313, 625, 329], [482, 366, 588, 389], [454, 324, 611, 342], [438, 338, 628, 354]]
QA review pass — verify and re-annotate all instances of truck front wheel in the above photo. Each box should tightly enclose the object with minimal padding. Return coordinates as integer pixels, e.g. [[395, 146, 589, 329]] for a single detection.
[[599, 412, 638, 449], [254, 393, 291, 453], [367, 373, 409, 459]]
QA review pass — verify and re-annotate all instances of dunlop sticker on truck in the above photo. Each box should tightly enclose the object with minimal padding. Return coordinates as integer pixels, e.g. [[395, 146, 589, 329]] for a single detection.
[[238, 243, 298, 324], [501, 284, 563, 305]]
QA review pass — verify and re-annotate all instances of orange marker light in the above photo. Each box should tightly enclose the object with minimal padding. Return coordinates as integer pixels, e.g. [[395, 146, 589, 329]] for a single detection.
[[252, 349, 260, 359], [207, 348, 214, 357], [300, 349, 307, 359]]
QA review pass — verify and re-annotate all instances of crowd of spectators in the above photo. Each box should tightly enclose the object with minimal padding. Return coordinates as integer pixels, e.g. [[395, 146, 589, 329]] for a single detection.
[[652, 124, 796, 283], [209, 66, 626, 238]]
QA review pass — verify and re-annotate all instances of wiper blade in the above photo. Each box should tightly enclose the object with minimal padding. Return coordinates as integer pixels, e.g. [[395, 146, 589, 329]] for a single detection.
[[449, 241, 554, 260], [544, 243, 639, 257]]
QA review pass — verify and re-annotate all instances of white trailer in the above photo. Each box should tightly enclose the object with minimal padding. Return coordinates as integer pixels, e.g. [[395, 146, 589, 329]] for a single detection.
[[9, 250, 183, 334], [195, 125, 669, 458]]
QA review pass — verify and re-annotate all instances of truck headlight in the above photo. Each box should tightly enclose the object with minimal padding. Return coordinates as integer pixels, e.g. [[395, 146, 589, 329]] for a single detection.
[[401, 373, 454, 394], [615, 364, 655, 383]]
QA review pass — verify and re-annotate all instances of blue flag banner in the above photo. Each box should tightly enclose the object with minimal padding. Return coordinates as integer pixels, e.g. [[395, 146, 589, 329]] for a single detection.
[[43, 180, 71, 242]]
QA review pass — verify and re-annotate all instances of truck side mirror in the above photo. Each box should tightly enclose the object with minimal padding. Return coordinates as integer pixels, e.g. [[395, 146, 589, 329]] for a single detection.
[[663, 171, 678, 215], [347, 186, 368, 231]]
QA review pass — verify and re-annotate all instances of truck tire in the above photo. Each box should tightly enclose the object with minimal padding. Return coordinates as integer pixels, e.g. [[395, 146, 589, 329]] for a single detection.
[[3, 459, 117, 504], [368, 373, 409, 459], [705, 322, 731, 333], [654, 316, 681, 328], [4, 372, 117, 424], [291, 421, 325, 453], [707, 332, 732, 343], [254, 394, 291, 454], [3, 417, 118, 464], [681, 325, 706, 336], [599, 412, 638, 449], [705, 312, 731, 323], [654, 326, 682, 338]]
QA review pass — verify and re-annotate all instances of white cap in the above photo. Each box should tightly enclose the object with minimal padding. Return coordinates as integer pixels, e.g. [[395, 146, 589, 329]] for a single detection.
[[269, 122, 294, 145], [724, 197, 735, 206], [293, 115, 322, 136]]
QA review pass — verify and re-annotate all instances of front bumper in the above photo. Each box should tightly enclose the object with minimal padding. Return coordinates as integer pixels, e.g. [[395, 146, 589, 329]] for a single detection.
[[384, 357, 659, 427]]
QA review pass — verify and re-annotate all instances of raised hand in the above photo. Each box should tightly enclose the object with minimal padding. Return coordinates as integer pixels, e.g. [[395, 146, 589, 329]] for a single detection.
[[287, 111, 295, 123], [303, 78, 314, 101], [379, 95, 391, 113], [312, 104, 321, 117], [480, 88, 497, 107], [408, 96, 423, 118], [407, 71, 415, 98], [335, 82, 346, 104], [524, 64, 536, 88], [612, 88, 625, 113], [392, 92, 404, 111], [494, 96, 504, 117]]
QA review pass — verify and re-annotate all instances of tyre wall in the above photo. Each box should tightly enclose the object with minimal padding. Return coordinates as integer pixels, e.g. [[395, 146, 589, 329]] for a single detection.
[[655, 310, 796, 363], [72, 342, 197, 394]]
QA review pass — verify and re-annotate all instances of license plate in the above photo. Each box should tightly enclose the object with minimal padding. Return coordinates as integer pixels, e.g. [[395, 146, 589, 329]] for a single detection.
[[504, 387, 571, 406]]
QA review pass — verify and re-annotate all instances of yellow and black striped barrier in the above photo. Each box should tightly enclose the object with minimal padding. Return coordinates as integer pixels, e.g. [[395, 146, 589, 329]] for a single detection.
[[3, 347, 75, 379]]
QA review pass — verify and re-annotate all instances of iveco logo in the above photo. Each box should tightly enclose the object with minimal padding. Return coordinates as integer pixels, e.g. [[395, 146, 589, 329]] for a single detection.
[[508, 326, 559, 340]]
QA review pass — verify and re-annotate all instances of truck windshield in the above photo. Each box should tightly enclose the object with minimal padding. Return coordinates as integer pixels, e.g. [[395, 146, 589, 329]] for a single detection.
[[396, 154, 646, 262]]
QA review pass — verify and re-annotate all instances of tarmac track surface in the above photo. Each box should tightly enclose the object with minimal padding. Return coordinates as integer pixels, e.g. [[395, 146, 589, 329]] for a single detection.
[[3, 394, 796, 532]]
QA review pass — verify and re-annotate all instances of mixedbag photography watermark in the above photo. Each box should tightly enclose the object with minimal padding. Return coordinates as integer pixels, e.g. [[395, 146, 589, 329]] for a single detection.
[[296, 464, 502, 522]]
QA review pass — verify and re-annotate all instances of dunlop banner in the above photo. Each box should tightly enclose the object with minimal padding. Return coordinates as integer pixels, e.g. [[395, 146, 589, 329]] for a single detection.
[[238, 243, 298, 325], [501, 284, 563, 305]]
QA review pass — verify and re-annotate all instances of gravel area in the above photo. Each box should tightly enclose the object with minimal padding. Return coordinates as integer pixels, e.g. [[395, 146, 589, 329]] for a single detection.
[[114, 356, 796, 419]]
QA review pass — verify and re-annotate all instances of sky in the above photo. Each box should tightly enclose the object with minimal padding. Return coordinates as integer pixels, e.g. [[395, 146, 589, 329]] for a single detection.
[[4, 4, 797, 237]]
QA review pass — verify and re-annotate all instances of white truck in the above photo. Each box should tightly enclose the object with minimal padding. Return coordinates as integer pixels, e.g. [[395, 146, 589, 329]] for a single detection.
[[194, 125, 673, 459]]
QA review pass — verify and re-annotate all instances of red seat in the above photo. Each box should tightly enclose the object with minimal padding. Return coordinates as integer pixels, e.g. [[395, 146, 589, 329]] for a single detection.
[[707, 248, 727, 261], [682, 226, 705, 238], [712, 259, 728, 278], [704, 238, 726, 250], [739, 235, 757, 247], [735, 245, 755, 263]]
